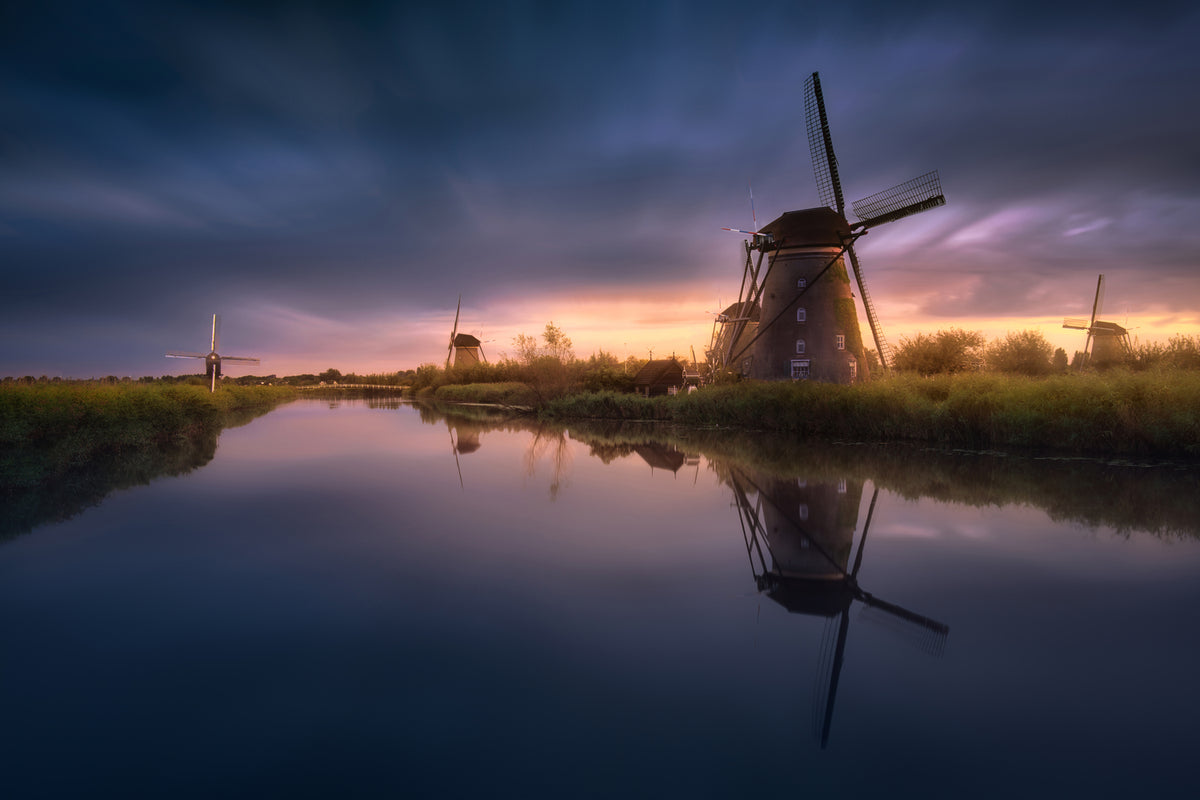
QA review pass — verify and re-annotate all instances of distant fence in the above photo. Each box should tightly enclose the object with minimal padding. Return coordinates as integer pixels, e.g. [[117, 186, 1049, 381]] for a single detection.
[[295, 384, 410, 392]]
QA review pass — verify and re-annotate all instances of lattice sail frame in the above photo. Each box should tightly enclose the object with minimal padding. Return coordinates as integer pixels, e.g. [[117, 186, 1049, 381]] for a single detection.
[[852, 171, 945, 229], [803, 73, 844, 214]]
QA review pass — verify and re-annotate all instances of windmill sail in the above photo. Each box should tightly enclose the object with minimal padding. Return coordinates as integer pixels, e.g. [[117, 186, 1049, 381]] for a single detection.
[[851, 171, 946, 230], [804, 72, 845, 216], [446, 295, 461, 369], [803, 74, 880, 370]]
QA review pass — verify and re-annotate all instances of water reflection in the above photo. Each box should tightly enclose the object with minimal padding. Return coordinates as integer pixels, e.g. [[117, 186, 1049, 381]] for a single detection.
[[5, 398, 1199, 796], [0, 404, 271, 542], [552, 416, 1200, 540], [415, 403, 1200, 752], [725, 468, 948, 747]]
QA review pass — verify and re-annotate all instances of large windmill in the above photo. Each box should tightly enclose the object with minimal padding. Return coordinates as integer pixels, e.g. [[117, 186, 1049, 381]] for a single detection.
[[718, 72, 945, 382], [727, 468, 948, 748], [1062, 274, 1131, 366], [166, 314, 260, 392], [445, 296, 487, 369]]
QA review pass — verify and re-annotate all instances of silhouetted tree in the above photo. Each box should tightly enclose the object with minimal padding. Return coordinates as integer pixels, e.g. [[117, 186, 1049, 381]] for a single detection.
[[893, 329, 985, 375], [985, 330, 1054, 376]]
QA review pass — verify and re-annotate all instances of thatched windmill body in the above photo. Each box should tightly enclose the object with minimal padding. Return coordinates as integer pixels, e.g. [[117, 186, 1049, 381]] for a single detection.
[[166, 314, 259, 392], [1063, 274, 1131, 366], [718, 72, 945, 383]]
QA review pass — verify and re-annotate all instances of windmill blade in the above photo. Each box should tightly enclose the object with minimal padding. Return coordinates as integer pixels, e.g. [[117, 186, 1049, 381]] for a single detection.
[[856, 590, 949, 657], [211, 314, 221, 353], [1063, 318, 1091, 330], [166, 352, 207, 359], [721, 226, 767, 236], [449, 427, 464, 490], [851, 171, 945, 230], [813, 607, 852, 749], [221, 356, 260, 364], [1091, 274, 1105, 326], [844, 242, 894, 370], [446, 295, 461, 369], [804, 72, 846, 215]]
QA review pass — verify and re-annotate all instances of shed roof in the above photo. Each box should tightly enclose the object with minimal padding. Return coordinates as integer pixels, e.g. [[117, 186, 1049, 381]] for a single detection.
[[633, 358, 684, 387]]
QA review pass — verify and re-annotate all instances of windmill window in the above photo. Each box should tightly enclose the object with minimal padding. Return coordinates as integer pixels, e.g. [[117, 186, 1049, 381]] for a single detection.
[[798, 504, 809, 521], [790, 359, 810, 380], [837, 480, 847, 494], [848, 357, 857, 380], [797, 278, 807, 289], [796, 308, 807, 323], [796, 339, 806, 354], [836, 334, 845, 350]]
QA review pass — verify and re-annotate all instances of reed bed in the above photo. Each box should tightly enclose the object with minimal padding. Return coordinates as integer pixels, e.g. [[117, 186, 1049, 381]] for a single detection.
[[540, 370, 1200, 458]]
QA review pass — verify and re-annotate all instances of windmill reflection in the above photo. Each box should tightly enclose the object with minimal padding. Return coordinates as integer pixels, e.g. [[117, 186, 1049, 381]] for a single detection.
[[446, 420, 485, 489], [727, 467, 949, 748]]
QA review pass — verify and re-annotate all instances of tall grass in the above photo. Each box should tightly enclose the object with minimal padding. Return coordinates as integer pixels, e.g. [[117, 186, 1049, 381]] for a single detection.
[[1, 382, 296, 489], [539, 369, 1200, 457]]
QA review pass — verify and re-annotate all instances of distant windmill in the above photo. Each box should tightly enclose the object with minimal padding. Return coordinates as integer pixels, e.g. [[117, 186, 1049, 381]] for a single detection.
[[445, 296, 487, 369], [717, 72, 945, 382], [166, 314, 260, 392], [1063, 274, 1131, 366]]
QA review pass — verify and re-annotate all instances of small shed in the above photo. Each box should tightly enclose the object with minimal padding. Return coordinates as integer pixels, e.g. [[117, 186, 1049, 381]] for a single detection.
[[633, 357, 690, 397]]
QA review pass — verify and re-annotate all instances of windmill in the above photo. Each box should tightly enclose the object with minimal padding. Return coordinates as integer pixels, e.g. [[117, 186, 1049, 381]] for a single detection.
[[445, 296, 487, 369], [721, 72, 945, 382], [709, 186, 768, 374], [166, 314, 260, 392], [727, 468, 948, 748], [1063, 274, 1131, 366]]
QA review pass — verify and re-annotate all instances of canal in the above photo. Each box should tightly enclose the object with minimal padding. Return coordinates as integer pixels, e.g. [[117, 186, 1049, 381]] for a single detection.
[[2, 398, 1198, 798]]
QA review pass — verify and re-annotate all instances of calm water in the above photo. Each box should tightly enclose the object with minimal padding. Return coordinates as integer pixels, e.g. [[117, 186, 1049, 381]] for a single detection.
[[3, 398, 1199, 798]]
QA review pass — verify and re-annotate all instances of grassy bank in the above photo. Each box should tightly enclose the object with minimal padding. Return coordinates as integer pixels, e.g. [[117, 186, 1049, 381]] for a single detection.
[[537, 370, 1200, 458], [1, 383, 296, 489]]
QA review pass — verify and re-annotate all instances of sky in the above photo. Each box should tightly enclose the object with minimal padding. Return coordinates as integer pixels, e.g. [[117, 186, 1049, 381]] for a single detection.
[[2, 0, 1199, 378]]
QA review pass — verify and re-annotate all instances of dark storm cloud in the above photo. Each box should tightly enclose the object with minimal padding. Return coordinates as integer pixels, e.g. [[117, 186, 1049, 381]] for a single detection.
[[3, 0, 1199, 375]]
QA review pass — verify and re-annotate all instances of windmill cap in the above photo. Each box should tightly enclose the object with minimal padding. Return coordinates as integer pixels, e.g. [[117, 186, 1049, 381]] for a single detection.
[[760, 207, 851, 247], [452, 333, 481, 347]]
